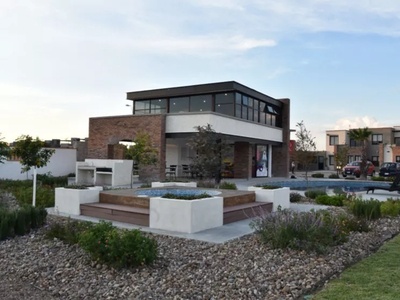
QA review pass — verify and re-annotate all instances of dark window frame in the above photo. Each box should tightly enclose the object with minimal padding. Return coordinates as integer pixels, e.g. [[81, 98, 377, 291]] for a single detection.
[[372, 134, 383, 145], [329, 135, 339, 145]]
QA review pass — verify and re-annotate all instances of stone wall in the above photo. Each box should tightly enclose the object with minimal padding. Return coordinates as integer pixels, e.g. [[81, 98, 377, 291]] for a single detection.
[[88, 115, 166, 181]]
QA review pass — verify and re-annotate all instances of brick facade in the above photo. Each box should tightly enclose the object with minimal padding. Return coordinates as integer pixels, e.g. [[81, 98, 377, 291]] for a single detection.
[[88, 115, 166, 181], [272, 98, 290, 177], [233, 142, 251, 178]]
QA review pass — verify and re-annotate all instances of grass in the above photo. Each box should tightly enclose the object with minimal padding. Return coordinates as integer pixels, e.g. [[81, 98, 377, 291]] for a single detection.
[[312, 233, 400, 300]]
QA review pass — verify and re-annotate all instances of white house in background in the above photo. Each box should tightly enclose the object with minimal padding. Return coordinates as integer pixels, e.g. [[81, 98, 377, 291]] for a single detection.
[[0, 148, 77, 180]]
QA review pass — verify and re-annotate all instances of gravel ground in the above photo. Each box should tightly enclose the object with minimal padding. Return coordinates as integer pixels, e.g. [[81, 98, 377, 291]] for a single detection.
[[1, 202, 400, 299]]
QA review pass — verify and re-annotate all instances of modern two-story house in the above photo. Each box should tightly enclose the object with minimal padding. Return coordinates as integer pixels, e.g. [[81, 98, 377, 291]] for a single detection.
[[326, 126, 400, 170], [87, 81, 291, 180]]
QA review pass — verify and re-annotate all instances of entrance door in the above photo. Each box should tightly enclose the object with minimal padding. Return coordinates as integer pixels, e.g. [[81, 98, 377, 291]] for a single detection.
[[318, 156, 324, 170]]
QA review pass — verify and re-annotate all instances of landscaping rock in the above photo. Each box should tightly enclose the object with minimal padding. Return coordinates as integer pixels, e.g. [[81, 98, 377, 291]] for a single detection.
[[1, 214, 400, 299]]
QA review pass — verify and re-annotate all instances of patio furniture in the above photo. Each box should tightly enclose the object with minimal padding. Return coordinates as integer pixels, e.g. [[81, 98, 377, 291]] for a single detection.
[[182, 164, 190, 177], [366, 174, 400, 194], [166, 165, 177, 179]]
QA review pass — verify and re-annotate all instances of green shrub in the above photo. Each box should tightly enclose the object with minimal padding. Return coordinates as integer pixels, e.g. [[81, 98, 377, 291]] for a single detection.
[[381, 200, 400, 217], [67, 173, 76, 177], [65, 185, 88, 190], [0, 205, 47, 240], [78, 221, 157, 268], [45, 219, 93, 244], [258, 185, 282, 189], [315, 195, 345, 206], [218, 182, 237, 190], [290, 192, 302, 203], [329, 173, 340, 179], [371, 176, 395, 182], [251, 210, 348, 253], [197, 180, 216, 189], [139, 184, 151, 188], [161, 192, 211, 200], [350, 198, 382, 220], [36, 173, 68, 187], [13, 186, 55, 208], [311, 173, 324, 178], [304, 189, 327, 199]]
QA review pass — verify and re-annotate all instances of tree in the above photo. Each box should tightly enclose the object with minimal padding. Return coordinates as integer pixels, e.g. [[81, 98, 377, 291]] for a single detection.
[[0, 133, 10, 164], [294, 121, 316, 185], [124, 132, 158, 187], [12, 135, 54, 206], [349, 127, 372, 179], [187, 124, 230, 184], [334, 144, 349, 174]]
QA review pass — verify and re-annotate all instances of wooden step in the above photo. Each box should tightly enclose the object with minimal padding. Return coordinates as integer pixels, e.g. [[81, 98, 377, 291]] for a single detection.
[[80, 203, 149, 226], [223, 202, 272, 225]]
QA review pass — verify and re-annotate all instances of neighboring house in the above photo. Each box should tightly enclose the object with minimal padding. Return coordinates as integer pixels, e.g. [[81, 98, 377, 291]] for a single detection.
[[326, 126, 400, 170], [87, 81, 291, 180]]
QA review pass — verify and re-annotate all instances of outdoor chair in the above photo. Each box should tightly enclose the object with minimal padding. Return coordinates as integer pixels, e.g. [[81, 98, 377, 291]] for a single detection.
[[182, 164, 190, 177], [165, 165, 177, 179], [366, 173, 400, 194]]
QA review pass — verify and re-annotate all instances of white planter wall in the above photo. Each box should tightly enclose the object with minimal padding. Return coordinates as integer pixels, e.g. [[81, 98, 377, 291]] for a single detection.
[[151, 182, 197, 188], [55, 186, 103, 215], [150, 196, 223, 233], [248, 186, 290, 212]]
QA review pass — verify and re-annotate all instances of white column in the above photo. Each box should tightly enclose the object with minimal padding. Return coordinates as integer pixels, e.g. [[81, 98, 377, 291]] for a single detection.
[[32, 167, 37, 207], [268, 145, 272, 177]]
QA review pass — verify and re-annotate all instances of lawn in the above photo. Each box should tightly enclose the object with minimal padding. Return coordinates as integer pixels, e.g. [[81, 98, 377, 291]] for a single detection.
[[313, 233, 400, 300]]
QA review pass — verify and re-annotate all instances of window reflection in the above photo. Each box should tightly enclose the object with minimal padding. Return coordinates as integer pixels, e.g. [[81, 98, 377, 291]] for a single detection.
[[169, 97, 189, 113], [215, 93, 234, 116], [190, 95, 212, 112]]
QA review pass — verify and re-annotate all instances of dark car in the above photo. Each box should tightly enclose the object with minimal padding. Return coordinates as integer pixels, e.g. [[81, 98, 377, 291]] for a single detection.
[[342, 161, 375, 178], [379, 162, 400, 177]]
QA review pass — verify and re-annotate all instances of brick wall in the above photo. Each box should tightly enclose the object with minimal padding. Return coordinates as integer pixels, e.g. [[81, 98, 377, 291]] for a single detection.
[[272, 98, 290, 177], [234, 142, 251, 178], [88, 115, 166, 181], [392, 146, 400, 162]]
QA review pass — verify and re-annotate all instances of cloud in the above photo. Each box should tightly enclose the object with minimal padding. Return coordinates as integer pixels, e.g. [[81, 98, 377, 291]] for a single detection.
[[333, 116, 388, 130]]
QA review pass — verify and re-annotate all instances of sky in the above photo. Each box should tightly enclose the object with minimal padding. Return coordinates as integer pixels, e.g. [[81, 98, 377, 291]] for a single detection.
[[1, 0, 400, 149]]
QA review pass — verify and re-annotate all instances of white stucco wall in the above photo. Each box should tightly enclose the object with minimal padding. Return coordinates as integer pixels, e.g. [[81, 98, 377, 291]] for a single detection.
[[166, 113, 282, 143], [55, 186, 102, 215], [0, 148, 76, 180]]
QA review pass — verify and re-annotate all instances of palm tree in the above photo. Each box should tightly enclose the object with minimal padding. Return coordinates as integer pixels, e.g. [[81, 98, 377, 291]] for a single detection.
[[349, 127, 372, 179]]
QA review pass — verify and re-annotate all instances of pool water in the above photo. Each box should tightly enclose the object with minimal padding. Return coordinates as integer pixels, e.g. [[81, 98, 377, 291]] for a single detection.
[[135, 189, 221, 197], [264, 180, 392, 193]]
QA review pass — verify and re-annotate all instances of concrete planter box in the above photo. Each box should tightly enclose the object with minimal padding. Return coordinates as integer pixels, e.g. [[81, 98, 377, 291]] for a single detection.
[[248, 186, 290, 212], [151, 182, 197, 188], [55, 186, 103, 215], [150, 196, 223, 233]]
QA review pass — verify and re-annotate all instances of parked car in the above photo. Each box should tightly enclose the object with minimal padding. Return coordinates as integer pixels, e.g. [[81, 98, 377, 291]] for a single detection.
[[342, 161, 375, 178], [378, 162, 400, 177]]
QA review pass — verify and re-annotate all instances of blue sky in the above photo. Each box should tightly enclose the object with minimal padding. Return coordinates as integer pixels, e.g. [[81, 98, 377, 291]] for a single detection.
[[1, 0, 400, 149]]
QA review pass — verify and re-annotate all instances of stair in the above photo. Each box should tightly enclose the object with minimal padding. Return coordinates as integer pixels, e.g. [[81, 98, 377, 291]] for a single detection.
[[223, 202, 272, 225], [80, 203, 149, 226]]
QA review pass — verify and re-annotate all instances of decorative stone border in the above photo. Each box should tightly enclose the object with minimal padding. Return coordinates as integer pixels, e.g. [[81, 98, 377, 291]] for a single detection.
[[151, 182, 197, 188], [149, 196, 223, 233], [247, 186, 290, 212], [55, 186, 103, 215]]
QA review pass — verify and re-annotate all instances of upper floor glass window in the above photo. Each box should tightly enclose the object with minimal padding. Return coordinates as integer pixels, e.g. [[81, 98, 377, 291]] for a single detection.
[[134, 99, 166, 114], [215, 93, 234, 116], [330, 135, 339, 145], [189, 95, 212, 112], [372, 134, 383, 145], [170, 97, 189, 113]]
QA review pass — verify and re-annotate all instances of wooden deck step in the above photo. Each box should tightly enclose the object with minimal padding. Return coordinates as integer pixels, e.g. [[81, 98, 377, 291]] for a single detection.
[[80, 203, 149, 226], [223, 202, 272, 225]]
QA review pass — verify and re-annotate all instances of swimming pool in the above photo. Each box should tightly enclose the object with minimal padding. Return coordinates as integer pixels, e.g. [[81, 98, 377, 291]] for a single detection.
[[135, 188, 221, 197], [262, 180, 392, 192]]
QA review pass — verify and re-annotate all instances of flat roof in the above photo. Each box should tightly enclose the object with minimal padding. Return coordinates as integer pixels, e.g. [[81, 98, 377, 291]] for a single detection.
[[126, 81, 282, 107]]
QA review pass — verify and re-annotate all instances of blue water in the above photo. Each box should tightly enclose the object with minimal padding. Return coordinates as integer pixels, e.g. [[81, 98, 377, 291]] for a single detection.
[[263, 180, 392, 193], [135, 189, 221, 197]]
